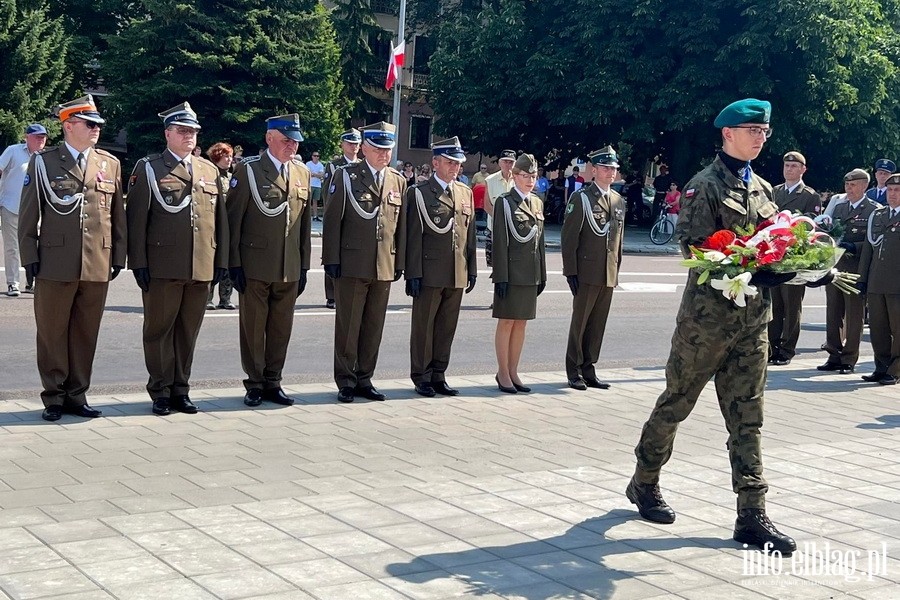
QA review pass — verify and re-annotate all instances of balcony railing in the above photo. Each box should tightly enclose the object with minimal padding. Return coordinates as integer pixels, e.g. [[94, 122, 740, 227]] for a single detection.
[[411, 72, 430, 90], [371, 0, 399, 15]]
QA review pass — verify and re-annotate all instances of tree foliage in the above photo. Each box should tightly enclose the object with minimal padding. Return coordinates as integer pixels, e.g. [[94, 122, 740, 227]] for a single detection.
[[0, 0, 70, 147], [103, 0, 344, 164], [330, 0, 390, 120], [428, 0, 900, 187]]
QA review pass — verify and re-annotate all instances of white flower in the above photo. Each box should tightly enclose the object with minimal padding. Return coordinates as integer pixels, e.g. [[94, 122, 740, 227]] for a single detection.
[[703, 250, 728, 262], [710, 272, 758, 307]]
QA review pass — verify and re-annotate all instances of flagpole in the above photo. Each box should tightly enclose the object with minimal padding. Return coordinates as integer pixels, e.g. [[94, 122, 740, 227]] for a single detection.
[[391, 0, 407, 164]]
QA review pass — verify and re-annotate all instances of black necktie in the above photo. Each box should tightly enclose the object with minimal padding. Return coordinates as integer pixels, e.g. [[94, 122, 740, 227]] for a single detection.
[[76, 152, 86, 179], [375, 170, 382, 192]]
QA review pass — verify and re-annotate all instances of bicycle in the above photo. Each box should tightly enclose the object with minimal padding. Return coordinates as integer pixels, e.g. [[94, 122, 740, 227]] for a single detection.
[[649, 207, 675, 245]]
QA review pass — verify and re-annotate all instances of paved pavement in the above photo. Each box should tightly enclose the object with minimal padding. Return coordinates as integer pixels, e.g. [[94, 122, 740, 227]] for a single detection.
[[1, 356, 898, 599]]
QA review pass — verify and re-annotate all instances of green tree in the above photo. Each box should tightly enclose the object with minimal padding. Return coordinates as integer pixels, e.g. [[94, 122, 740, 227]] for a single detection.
[[330, 0, 391, 120], [102, 0, 344, 164], [0, 0, 70, 147]]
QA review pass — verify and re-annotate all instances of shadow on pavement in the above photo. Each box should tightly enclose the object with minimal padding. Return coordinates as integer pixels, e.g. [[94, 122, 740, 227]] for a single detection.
[[385, 508, 735, 599], [858, 415, 900, 430]]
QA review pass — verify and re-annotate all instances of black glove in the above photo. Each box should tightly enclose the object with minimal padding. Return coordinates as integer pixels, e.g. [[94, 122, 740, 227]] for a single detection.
[[297, 269, 308, 297], [750, 271, 796, 288], [856, 280, 868, 295], [324, 264, 341, 279], [25, 262, 39, 279], [838, 241, 855, 253], [110, 265, 122, 280], [566, 275, 579, 296], [465, 275, 476, 294], [393, 269, 403, 282], [806, 271, 834, 288], [229, 267, 247, 294], [495, 282, 508, 300], [537, 281, 546, 296], [213, 267, 228, 284], [132, 267, 150, 293], [406, 277, 422, 298]]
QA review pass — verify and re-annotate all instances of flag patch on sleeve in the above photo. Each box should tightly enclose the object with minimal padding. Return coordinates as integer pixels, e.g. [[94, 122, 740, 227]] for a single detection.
[[685, 188, 695, 198]]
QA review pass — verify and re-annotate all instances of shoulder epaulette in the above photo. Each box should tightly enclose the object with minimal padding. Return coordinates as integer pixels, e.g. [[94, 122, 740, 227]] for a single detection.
[[36, 146, 55, 155], [194, 156, 217, 170], [389, 166, 402, 175], [142, 153, 162, 163], [292, 159, 309, 172], [94, 148, 118, 160]]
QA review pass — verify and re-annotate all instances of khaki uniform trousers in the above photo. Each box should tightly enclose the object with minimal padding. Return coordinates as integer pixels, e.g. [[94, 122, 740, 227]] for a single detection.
[[142, 279, 210, 399], [768, 284, 806, 359], [239, 279, 297, 390], [565, 283, 614, 380], [868, 293, 900, 377], [634, 320, 769, 511], [34, 279, 109, 407], [334, 277, 391, 389], [824, 284, 866, 366], [410, 286, 464, 384]]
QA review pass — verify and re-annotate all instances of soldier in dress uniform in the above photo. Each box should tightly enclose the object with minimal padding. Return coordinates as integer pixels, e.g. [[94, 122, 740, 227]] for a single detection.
[[818, 168, 878, 373], [491, 153, 546, 394], [768, 151, 821, 366], [628, 99, 798, 554], [561, 146, 625, 391], [127, 102, 228, 416], [865, 158, 894, 206], [18, 95, 126, 421], [227, 113, 312, 407], [321, 128, 361, 309], [405, 137, 477, 397], [857, 173, 900, 385], [322, 121, 407, 403]]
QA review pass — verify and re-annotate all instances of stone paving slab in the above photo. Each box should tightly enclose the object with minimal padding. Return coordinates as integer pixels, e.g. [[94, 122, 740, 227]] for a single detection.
[[0, 356, 898, 599]]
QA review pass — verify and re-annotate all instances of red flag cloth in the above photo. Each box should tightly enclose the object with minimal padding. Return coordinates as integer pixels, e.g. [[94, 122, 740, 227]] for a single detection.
[[385, 40, 405, 90]]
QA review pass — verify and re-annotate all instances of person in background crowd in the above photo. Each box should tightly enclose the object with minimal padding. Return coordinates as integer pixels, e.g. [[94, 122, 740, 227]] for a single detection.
[[305, 151, 325, 222], [416, 163, 432, 184], [470, 163, 488, 188], [191, 146, 203, 158], [535, 167, 550, 200], [0, 123, 47, 296], [565, 166, 584, 202], [206, 141, 236, 310], [232, 145, 243, 165], [484, 150, 516, 270], [866, 159, 895, 206], [652, 164, 674, 224], [664, 181, 681, 229], [402, 162, 416, 186], [491, 153, 546, 395], [19, 95, 126, 422]]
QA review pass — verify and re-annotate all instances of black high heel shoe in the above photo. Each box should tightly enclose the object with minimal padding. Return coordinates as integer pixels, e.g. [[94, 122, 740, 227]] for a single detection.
[[512, 382, 531, 393], [495, 375, 518, 394]]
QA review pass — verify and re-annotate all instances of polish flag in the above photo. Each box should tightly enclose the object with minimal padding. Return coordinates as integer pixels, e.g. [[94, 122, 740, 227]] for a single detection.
[[385, 40, 405, 90]]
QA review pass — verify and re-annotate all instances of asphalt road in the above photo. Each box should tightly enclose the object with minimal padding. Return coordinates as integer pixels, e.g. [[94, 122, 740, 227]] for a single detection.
[[0, 247, 839, 399]]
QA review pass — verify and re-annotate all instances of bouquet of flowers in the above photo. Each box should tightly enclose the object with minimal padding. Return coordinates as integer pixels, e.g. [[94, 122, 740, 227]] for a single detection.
[[680, 210, 860, 306]]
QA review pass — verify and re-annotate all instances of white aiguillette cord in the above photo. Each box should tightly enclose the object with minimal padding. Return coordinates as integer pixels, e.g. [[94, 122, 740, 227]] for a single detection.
[[34, 154, 83, 216], [246, 162, 290, 238], [145, 161, 191, 214], [415, 187, 453, 234], [343, 168, 380, 220], [580, 190, 611, 237], [503, 195, 538, 245]]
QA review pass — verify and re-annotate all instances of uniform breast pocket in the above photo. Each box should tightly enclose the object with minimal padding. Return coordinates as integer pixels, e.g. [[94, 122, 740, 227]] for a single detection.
[[386, 194, 402, 220], [196, 185, 218, 212]]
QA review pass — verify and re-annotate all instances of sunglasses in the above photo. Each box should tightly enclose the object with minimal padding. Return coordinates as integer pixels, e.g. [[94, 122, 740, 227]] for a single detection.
[[81, 121, 102, 130], [312, 154, 319, 158]]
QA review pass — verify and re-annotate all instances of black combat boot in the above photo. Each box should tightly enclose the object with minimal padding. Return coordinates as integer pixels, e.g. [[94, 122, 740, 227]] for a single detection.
[[733, 508, 797, 554], [626, 478, 676, 524]]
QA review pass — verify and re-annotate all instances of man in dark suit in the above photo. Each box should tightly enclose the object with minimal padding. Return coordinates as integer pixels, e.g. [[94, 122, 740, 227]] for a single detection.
[[227, 114, 312, 406], [322, 122, 407, 403], [561, 146, 626, 390], [18, 95, 126, 421], [405, 137, 477, 397], [321, 129, 361, 309], [768, 151, 821, 365], [127, 102, 228, 415]]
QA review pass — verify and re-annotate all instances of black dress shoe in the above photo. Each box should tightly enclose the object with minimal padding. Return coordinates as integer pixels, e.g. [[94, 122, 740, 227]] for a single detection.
[[337, 387, 355, 403], [244, 389, 263, 407], [42, 405, 62, 421], [356, 386, 386, 401], [733, 508, 797, 555], [217, 302, 236, 310], [879, 374, 899, 385], [568, 377, 587, 391], [63, 404, 102, 418], [771, 357, 791, 366], [840, 364, 855, 374], [432, 381, 459, 396], [263, 388, 295, 405], [583, 376, 611, 390], [495, 375, 517, 394], [170, 394, 198, 414], [152, 398, 171, 416], [817, 362, 842, 371], [512, 382, 531, 393], [325, 299, 336, 309], [862, 372, 887, 382], [414, 382, 436, 397], [626, 478, 676, 524]]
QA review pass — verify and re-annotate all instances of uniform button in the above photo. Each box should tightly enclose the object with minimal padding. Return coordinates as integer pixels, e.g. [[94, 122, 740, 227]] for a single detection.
[[83, 227, 89, 232], [193, 202, 197, 207], [193, 227, 199, 232]]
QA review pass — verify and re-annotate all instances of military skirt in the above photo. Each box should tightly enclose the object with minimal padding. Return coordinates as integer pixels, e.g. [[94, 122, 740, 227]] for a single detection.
[[493, 284, 538, 320]]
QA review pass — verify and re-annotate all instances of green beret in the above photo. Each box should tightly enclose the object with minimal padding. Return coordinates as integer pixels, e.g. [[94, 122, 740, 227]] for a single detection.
[[713, 98, 771, 128], [843, 168, 870, 183]]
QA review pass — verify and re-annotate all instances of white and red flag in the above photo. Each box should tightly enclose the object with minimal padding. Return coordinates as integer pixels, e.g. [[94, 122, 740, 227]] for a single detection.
[[384, 40, 405, 90]]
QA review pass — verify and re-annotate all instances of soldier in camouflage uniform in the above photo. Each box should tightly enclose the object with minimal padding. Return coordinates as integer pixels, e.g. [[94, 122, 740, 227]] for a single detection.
[[627, 99, 798, 554]]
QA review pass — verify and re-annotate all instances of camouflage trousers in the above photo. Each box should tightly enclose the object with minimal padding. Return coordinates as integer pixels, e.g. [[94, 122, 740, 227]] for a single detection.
[[634, 318, 769, 510]]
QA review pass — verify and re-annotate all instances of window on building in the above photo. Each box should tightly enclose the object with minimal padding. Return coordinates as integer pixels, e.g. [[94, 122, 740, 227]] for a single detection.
[[409, 115, 432, 149], [413, 35, 436, 75]]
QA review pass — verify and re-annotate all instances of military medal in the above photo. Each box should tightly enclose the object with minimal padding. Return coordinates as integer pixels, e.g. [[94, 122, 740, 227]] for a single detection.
[[165, 195, 173, 204], [350, 173, 357, 180], [433, 216, 441, 224]]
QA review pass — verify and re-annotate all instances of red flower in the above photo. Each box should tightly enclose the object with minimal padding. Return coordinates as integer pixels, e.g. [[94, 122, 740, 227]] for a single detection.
[[757, 238, 790, 266], [754, 218, 774, 232], [704, 230, 737, 252]]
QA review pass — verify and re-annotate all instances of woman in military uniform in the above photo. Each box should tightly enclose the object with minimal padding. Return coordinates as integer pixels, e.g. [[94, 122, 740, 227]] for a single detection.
[[491, 153, 546, 393]]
